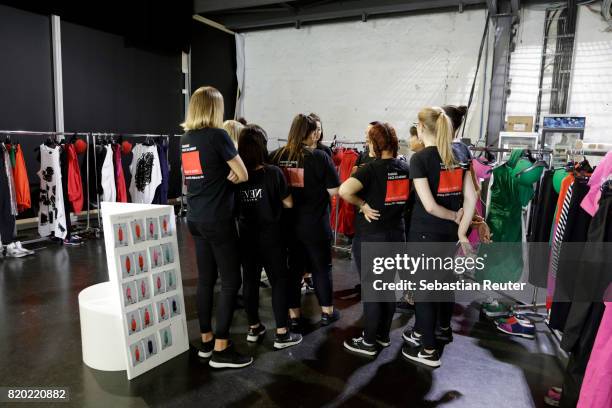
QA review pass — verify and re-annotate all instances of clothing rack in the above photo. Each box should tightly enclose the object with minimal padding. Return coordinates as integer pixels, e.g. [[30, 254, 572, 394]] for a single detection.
[[90, 133, 182, 227], [0, 130, 95, 246]]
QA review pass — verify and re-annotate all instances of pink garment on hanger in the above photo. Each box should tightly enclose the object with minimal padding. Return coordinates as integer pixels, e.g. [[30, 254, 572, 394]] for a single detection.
[[580, 151, 612, 216], [577, 286, 612, 408]]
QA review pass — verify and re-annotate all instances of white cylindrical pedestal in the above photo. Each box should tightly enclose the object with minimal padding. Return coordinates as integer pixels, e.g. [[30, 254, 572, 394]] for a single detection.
[[78, 281, 126, 371]]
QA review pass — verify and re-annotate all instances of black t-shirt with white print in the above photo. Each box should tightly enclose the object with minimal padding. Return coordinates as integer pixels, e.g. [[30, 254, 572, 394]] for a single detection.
[[181, 128, 238, 223], [271, 146, 340, 241], [353, 158, 410, 235], [409, 146, 467, 236], [236, 164, 289, 237]]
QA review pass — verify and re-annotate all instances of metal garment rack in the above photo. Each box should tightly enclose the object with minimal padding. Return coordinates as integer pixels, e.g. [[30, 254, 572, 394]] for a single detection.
[[0, 130, 94, 245], [330, 140, 365, 254]]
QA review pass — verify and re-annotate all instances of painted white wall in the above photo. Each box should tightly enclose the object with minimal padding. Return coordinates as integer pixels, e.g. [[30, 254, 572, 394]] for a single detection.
[[506, 4, 612, 144], [569, 6, 612, 143], [505, 6, 546, 120], [242, 9, 489, 149]]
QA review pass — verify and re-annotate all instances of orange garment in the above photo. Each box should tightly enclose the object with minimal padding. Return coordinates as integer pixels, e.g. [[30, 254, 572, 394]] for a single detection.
[[12, 144, 31, 212], [554, 174, 575, 225]]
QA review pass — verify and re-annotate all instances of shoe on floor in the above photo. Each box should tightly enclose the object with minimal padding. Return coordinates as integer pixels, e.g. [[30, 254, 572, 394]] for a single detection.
[[15, 241, 34, 256], [343, 336, 378, 357], [6, 243, 27, 258], [376, 334, 391, 347], [273, 332, 302, 350], [482, 299, 510, 317], [321, 309, 340, 326], [63, 237, 83, 247], [402, 329, 422, 347], [494, 316, 535, 339], [436, 326, 453, 343], [197, 338, 214, 359], [401, 345, 441, 368], [209, 342, 253, 369], [246, 324, 266, 342]]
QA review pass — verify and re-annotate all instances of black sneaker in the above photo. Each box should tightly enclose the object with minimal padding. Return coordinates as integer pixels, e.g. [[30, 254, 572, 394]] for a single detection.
[[402, 345, 441, 368], [273, 332, 303, 350], [343, 336, 378, 357], [321, 309, 341, 326], [246, 324, 266, 342], [436, 327, 453, 343], [402, 329, 422, 347], [209, 342, 253, 369], [197, 339, 214, 359], [376, 334, 391, 348]]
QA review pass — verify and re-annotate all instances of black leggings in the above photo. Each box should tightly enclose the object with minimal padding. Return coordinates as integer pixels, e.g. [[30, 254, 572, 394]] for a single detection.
[[0, 153, 15, 244], [188, 220, 242, 339], [288, 238, 334, 309], [354, 229, 405, 344], [240, 228, 289, 329], [408, 231, 456, 349]]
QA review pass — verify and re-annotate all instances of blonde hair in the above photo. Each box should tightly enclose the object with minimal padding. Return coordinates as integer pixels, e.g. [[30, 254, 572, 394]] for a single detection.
[[417, 107, 456, 168], [223, 120, 245, 146], [181, 86, 224, 130]]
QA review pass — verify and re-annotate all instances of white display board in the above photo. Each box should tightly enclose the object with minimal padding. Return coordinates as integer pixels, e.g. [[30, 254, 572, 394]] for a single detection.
[[101, 202, 189, 380]]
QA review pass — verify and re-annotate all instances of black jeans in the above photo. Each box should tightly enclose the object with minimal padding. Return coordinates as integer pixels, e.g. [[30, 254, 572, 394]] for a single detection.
[[408, 231, 456, 349], [188, 220, 242, 339], [240, 226, 289, 329], [288, 238, 334, 308], [353, 229, 405, 344]]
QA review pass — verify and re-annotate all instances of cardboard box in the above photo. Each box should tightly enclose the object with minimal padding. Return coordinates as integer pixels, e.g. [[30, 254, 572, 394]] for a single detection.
[[505, 116, 534, 132]]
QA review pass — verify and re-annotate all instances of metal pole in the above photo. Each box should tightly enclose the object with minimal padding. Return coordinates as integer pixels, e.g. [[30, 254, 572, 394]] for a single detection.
[[86, 133, 91, 231]]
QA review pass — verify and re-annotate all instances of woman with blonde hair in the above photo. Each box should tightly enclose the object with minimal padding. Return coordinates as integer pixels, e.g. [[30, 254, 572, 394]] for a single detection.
[[180, 86, 252, 369], [402, 107, 476, 368], [271, 114, 340, 329], [223, 120, 245, 147]]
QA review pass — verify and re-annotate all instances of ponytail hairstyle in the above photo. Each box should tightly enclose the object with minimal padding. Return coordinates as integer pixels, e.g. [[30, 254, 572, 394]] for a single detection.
[[441, 105, 468, 137], [272, 114, 317, 165], [417, 107, 456, 168]]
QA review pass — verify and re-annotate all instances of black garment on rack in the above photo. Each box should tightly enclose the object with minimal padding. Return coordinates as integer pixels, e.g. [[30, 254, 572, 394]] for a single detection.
[[558, 191, 612, 407], [0, 144, 16, 244], [527, 169, 558, 288], [549, 178, 591, 331], [60, 145, 72, 238]]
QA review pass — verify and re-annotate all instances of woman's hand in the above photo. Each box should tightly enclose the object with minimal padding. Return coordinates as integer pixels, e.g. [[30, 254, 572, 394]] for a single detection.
[[360, 202, 380, 223], [227, 170, 240, 184], [453, 208, 464, 225], [477, 222, 492, 243]]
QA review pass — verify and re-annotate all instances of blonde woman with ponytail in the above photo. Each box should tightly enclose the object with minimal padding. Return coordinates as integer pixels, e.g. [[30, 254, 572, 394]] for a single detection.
[[402, 107, 477, 369]]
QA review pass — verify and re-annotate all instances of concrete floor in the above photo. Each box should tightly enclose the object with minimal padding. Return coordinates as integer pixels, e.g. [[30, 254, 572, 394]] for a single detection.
[[0, 219, 564, 408]]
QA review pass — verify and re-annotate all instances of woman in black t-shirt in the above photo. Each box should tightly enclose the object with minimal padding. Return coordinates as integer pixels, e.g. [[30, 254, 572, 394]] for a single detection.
[[308, 113, 333, 157], [271, 114, 341, 328], [339, 122, 410, 357], [236, 125, 303, 350], [402, 107, 477, 369], [180, 86, 252, 369]]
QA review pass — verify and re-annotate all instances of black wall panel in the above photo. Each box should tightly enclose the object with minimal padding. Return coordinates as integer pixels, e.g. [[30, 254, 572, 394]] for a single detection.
[[0, 4, 55, 131], [61, 21, 183, 198], [190, 21, 237, 120]]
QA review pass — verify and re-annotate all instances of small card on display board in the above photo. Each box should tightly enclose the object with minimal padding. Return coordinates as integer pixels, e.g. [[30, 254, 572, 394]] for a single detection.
[[102, 202, 189, 380]]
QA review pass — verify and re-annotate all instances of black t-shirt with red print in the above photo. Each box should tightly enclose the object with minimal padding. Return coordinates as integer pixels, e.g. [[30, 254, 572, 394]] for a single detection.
[[271, 146, 340, 241], [409, 146, 468, 236], [352, 158, 410, 235], [181, 128, 238, 223]]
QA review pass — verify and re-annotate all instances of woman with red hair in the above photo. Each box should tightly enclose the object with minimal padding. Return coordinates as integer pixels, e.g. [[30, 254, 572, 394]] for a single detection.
[[339, 122, 411, 357]]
